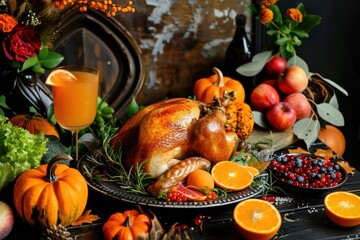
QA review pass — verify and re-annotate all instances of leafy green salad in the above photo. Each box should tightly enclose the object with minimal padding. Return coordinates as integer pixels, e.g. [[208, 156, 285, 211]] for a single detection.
[[0, 115, 47, 191]]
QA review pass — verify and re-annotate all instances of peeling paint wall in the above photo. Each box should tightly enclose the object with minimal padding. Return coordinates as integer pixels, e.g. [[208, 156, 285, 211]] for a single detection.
[[116, 0, 252, 105]]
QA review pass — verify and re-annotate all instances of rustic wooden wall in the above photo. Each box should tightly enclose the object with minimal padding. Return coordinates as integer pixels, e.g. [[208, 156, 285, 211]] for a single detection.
[[114, 0, 252, 106]]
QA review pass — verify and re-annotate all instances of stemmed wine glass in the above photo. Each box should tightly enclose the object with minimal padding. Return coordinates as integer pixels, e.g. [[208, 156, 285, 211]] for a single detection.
[[45, 65, 99, 161]]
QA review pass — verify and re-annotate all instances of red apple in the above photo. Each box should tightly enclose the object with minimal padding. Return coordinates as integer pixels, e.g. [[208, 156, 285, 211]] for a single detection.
[[278, 66, 308, 94], [264, 56, 287, 78], [250, 83, 280, 112], [266, 102, 297, 131], [283, 93, 312, 119]]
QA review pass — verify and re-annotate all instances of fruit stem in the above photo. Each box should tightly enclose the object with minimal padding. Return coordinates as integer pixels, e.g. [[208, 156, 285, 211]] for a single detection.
[[213, 67, 225, 87]]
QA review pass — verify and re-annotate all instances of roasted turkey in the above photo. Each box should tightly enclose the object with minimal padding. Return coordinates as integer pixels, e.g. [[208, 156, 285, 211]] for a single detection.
[[110, 97, 238, 195]]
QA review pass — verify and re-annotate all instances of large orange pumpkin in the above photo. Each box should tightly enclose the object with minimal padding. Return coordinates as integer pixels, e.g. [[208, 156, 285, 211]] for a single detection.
[[194, 67, 245, 104], [317, 124, 346, 156], [13, 154, 88, 229], [103, 209, 151, 240], [9, 113, 60, 139]]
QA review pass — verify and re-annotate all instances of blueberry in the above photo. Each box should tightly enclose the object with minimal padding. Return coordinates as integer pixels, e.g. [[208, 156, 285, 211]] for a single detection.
[[317, 161, 323, 167], [319, 167, 326, 173], [310, 172, 317, 179], [287, 179, 293, 184], [316, 173, 322, 179], [295, 161, 302, 168], [330, 172, 336, 179], [275, 156, 282, 162], [312, 159, 318, 166], [297, 176, 304, 183], [327, 166, 333, 172], [334, 164, 340, 170]]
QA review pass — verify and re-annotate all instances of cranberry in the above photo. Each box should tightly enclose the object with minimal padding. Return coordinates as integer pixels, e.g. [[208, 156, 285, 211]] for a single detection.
[[269, 154, 344, 189]]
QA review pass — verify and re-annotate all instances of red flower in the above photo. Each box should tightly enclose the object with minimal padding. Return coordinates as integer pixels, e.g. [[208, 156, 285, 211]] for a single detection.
[[2, 25, 41, 63]]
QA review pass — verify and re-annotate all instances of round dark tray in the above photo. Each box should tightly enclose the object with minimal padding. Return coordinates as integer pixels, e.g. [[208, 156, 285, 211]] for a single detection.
[[270, 153, 348, 198]]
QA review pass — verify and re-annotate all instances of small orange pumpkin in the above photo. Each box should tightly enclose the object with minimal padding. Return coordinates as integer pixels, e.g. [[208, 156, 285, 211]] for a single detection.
[[102, 209, 151, 240], [194, 67, 245, 104], [13, 154, 88, 229], [9, 113, 60, 139], [317, 124, 346, 156]]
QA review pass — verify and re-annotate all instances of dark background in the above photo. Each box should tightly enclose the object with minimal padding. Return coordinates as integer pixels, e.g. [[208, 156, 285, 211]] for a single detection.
[[255, 0, 360, 169]]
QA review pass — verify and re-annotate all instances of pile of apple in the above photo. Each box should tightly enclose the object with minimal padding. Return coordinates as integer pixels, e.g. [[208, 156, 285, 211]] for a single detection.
[[250, 56, 312, 131]]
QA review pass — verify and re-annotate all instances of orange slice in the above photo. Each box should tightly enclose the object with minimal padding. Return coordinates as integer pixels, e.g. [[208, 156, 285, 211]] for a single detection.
[[243, 165, 260, 176], [233, 199, 282, 240], [324, 191, 360, 227], [45, 69, 77, 86], [210, 161, 254, 191], [186, 169, 214, 191]]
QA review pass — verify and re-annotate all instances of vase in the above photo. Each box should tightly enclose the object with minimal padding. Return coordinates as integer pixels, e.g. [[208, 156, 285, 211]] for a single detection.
[[0, 70, 53, 117]]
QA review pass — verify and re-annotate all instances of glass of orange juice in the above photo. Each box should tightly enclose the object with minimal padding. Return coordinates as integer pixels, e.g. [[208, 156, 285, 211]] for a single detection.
[[45, 65, 99, 161]]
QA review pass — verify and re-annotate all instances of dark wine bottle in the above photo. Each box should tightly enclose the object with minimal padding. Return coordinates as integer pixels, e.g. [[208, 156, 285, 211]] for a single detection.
[[223, 14, 254, 101]]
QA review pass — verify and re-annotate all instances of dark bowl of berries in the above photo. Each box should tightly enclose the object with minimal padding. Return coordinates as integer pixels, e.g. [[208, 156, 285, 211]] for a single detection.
[[268, 153, 348, 198]]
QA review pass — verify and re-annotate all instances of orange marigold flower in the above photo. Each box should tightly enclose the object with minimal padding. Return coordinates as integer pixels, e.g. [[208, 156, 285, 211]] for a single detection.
[[286, 8, 303, 23], [261, 0, 278, 8], [259, 8, 273, 24], [0, 14, 18, 33]]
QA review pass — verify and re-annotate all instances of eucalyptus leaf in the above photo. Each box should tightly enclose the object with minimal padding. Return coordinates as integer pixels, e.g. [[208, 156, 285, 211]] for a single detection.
[[328, 94, 339, 109], [321, 76, 348, 96], [252, 50, 273, 63], [304, 137, 316, 150], [293, 118, 320, 140], [252, 111, 269, 129], [236, 61, 265, 77], [316, 103, 345, 126], [287, 55, 309, 74]]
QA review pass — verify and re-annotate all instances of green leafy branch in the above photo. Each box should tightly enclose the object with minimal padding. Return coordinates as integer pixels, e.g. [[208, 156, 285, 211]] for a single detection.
[[11, 46, 64, 74]]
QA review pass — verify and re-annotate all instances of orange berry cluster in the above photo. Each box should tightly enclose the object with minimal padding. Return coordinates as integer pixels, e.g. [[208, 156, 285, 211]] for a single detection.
[[53, 0, 135, 17]]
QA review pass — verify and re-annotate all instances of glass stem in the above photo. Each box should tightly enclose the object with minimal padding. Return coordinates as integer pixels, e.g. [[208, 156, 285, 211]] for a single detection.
[[74, 130, 79, 161], [71, 130, 80, 161]]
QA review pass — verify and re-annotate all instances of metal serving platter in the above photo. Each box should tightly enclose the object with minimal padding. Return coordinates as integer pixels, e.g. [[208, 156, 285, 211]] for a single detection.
[[77, 153, 268, 209]]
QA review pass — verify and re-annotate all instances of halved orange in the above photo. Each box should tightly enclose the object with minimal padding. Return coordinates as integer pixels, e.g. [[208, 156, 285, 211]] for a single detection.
[[324, 191, 360, 227], [243, 165, 260, 176], [233, 199, 282, 240], [210, 161, 254, 191], [45, 69, 77, 86]]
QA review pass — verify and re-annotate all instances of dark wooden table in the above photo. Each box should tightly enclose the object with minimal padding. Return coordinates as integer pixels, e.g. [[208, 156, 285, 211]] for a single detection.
[[4, 166, 360, 240]]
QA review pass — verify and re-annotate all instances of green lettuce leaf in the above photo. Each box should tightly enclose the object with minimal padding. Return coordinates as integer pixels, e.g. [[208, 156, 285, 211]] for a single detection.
[[0, 116, 47, 191]]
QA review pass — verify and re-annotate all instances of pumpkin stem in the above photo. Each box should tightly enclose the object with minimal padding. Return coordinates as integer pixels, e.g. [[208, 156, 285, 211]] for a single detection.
[[212, 67, 225, 87], [123, 215, 132, 227], [44, 154, 73, 182]]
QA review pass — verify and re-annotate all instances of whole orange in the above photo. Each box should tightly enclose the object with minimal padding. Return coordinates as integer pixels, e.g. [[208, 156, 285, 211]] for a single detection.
[[317, 125, 346, 156], [186, 169, 214, 191]]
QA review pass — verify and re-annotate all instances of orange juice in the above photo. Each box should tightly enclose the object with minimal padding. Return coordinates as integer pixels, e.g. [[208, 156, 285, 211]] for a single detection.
[[52, 71, 99, 131]]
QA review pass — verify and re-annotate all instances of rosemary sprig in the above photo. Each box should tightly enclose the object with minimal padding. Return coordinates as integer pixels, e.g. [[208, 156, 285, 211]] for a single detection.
[[84, 123, 154, 196]]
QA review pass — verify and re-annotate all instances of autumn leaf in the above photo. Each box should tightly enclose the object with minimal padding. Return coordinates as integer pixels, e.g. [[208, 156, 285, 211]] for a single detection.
[[337, 161, 356, 175], [248, 161, 270, 174], [71, 210, 101, 226], [288, 147, 310, 154], [313, 148, 337, 158]]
